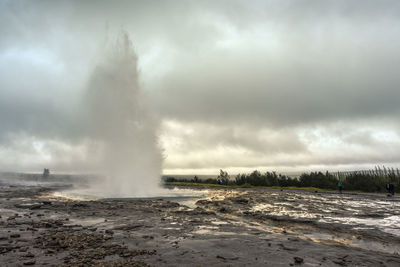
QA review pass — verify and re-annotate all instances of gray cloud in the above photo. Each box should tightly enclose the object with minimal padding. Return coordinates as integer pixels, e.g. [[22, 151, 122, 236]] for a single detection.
[[150, 3, 400, 126], [1, 0, 400, 172]]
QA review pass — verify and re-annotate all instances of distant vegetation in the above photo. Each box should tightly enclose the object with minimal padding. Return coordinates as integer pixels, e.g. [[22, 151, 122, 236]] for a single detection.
[[165, 166, 400, 193]]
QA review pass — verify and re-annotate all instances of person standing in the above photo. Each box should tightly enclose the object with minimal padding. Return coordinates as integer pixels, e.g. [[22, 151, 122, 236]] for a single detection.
[[338, 181, 343, 194], [386, 183, 395, 196], [389, 183, 395, 196]]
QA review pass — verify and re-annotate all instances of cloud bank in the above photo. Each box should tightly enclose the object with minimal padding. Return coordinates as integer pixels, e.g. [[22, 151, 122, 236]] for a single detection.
[[1, 0, 400, 173]]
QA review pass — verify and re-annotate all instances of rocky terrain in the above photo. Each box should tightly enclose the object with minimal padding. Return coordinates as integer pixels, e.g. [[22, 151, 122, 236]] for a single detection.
[[1, 185, 400, 266]]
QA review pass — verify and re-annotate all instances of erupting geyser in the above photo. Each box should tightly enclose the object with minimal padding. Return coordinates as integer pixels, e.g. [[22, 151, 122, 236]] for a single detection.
[[84, 32, 163, 197]]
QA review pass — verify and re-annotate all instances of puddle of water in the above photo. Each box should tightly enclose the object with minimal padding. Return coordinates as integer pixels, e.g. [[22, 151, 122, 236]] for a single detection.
[[163, 227, 182, 230], [319, 215, 400, 237], [193, 228, 245, 236], [67, 217, 106, 227], [249, 191, 400, 238], [192, 225, 248, 236], [304, 232, 400, 254]]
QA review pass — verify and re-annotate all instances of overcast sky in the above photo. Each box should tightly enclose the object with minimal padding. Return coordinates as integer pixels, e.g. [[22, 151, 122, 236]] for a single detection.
[[1, 0, 400, 174]]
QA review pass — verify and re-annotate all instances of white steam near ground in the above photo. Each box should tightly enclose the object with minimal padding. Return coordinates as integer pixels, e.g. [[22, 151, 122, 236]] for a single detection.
[[1, 0, 400, 178]]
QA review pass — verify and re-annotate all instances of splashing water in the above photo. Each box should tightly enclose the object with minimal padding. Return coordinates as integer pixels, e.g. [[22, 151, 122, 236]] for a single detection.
[[82, 32, 163, 197]]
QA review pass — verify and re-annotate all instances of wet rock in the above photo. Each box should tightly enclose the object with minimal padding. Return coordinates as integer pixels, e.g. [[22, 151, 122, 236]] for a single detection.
[[120, 251, 133, 257], [278, 244, 298, 251], [0, 245, 14, 254], [219, 207, 228, 213], [196, 200, 212, 206], [23, 260, 36, 265], [332, 260, 346, 266], [216, 255, 239, 261], [22, 252, 35, 258], [15, 203, 42, 210], [193, 207, 216, 215], [7, 215, 18, 221], [113, 224, 147, 231], [217, 255, 227, 260], [160, 201, 180, 208], [294, 257, 304, 264], [234, 198, 249, 204], [105, 229, 114, 235], [72, 203, 88, 208]]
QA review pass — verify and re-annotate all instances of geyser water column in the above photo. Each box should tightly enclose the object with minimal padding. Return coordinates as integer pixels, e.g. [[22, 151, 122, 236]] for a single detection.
[[85, 32, 163, 197]]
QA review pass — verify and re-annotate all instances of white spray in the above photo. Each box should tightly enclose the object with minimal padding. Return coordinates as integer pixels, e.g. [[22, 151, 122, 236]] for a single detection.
[[83, 32, 163, 197]]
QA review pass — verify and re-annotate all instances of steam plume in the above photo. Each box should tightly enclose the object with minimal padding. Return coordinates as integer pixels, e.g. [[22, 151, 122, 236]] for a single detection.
[[83, 32, 163, 197]]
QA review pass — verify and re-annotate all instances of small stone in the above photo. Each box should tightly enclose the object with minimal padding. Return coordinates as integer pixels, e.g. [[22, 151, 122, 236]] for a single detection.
[[15, 203, 42, 210], [23, 252, 35, 258], [105, 229, 114, 235], [23, 260, 36, 265], [47, 248, 56, 254], [294, 257, 304, 264], [72, 203, 88, 208]]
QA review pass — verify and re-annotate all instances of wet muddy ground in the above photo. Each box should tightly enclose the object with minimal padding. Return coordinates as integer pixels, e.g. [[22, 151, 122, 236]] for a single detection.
[[1, 184, 400, 266]]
